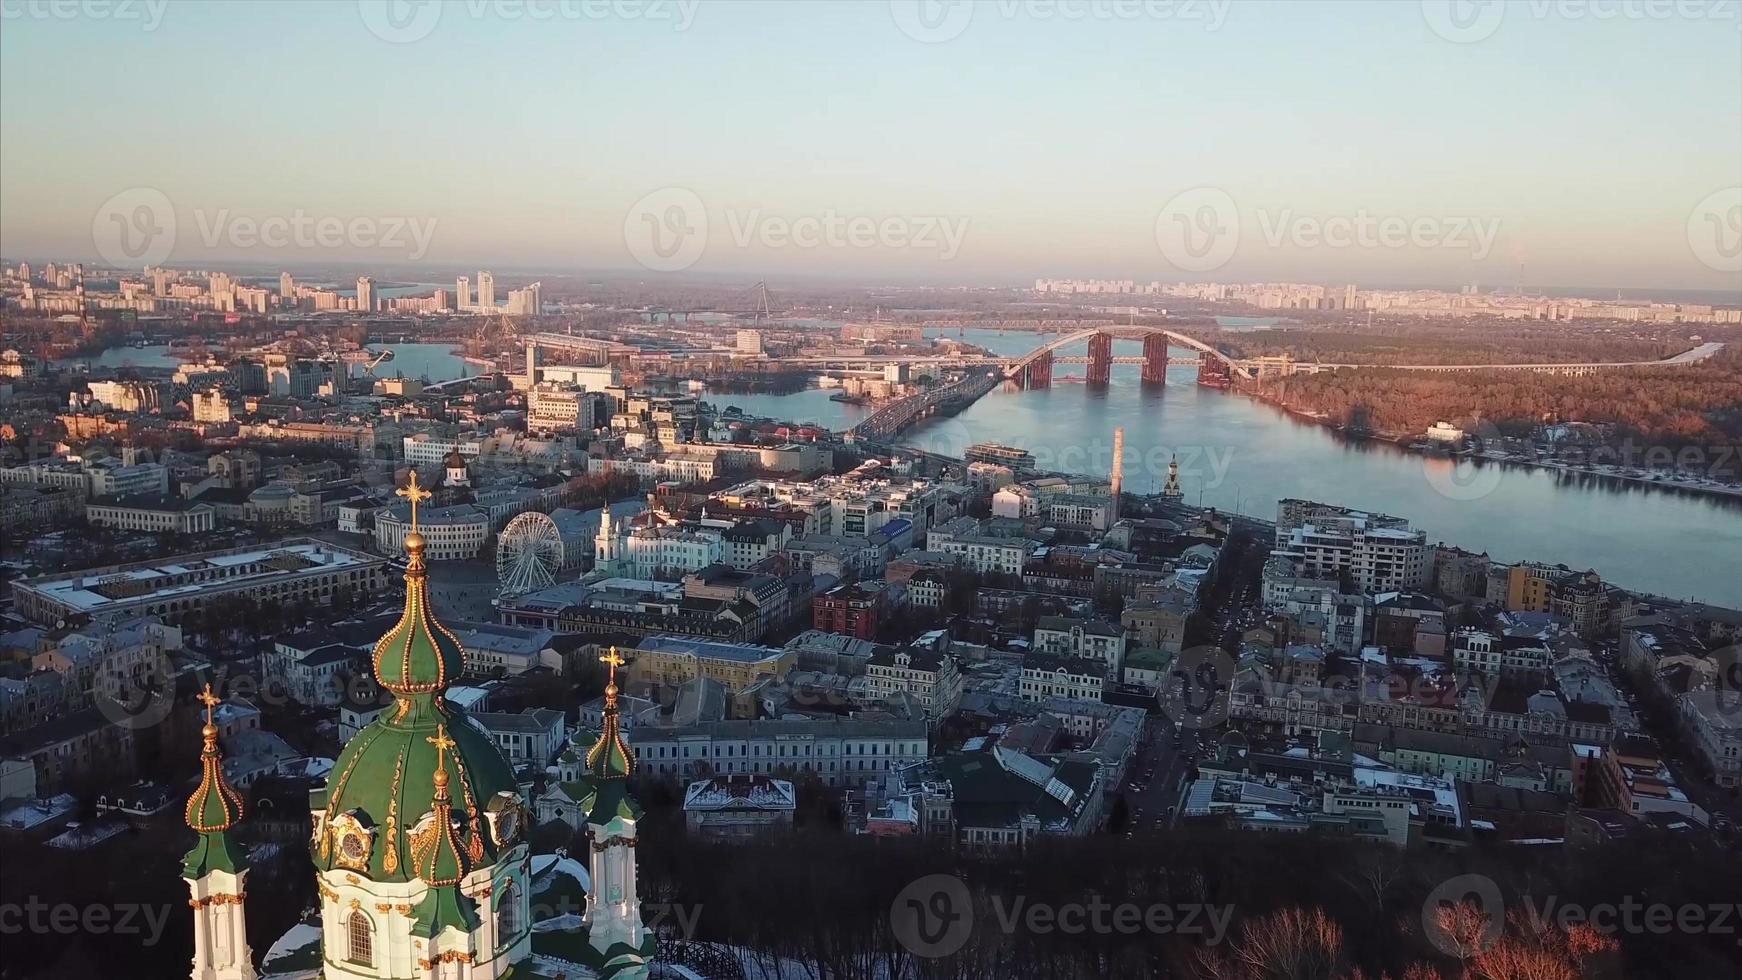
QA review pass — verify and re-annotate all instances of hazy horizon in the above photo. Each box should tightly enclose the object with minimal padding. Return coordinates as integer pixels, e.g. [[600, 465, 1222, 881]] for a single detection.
[[3, 0, 1739, 291]]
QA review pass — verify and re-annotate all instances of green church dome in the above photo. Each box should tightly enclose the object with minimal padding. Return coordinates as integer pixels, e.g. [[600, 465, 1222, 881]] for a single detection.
[[311, 473, 521, 883]]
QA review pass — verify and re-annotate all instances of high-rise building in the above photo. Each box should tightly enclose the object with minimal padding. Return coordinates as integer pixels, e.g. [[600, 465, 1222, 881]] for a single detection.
[[279, 271, 294, 300], [455, 275, 471, 309], [507, 281, 542, 316], [478, 270, 495, 310], [355, 276, 374, 313]]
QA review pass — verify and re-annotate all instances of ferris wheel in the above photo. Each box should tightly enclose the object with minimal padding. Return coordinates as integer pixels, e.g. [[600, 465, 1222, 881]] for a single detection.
[[497, 512, 563, 595]]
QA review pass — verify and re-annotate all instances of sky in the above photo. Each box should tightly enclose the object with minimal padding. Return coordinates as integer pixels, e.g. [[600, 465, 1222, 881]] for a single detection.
[[2, 0, 1739, 291]]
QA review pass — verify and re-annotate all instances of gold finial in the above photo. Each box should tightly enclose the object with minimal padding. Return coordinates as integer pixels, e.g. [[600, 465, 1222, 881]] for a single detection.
[[396, 471, 433, 530], [198, 683, 221, 722], [600, 647, 626, 676], [198, 683, 221, 741], [427, 725, 456, 792], [600, 647, 625, 704]]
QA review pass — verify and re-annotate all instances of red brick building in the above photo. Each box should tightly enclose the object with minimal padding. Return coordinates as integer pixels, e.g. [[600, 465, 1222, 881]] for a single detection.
[[812, 581, 889, 640]]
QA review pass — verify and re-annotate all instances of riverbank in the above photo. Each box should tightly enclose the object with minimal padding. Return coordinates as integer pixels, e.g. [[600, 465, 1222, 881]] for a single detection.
[[1245, 386, 1742, 502]]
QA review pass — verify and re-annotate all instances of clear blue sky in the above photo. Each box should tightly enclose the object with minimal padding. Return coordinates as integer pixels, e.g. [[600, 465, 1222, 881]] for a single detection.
[[2, 0, 1738, 290]]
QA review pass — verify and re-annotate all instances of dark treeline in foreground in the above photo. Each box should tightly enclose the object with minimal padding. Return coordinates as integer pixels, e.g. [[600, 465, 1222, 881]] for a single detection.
[[1255, 345, 1742, 447], [637, 826, 1742, 980]]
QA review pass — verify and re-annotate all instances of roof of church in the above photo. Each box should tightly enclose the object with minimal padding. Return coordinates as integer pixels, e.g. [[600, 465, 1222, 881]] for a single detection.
[[310, 474, 520, 891]]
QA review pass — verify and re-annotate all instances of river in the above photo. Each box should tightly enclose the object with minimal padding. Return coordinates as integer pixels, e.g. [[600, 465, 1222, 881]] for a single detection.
[[731, 328, 1742, 605]]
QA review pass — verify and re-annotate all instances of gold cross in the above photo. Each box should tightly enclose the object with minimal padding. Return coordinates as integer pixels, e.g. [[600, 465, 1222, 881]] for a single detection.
[[427, 725, 456, 767], [396, 471, 432, 530], [197, 683, 221, 725], [600, 647, 625, 679]]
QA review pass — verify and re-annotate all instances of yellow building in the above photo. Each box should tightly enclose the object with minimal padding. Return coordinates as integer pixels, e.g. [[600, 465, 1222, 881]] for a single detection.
[[1506, 563, 1556, 613], [630, 636, 795, 693]]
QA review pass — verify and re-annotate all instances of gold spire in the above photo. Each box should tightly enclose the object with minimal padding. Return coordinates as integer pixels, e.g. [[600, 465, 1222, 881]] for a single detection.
[[396, 470, 433, 567], [186, 683, 246, 834], [586, 648, 635, 779], [428, 727, 456, 796], [411, 723, 472, 888], [601, 647, 625, 705]]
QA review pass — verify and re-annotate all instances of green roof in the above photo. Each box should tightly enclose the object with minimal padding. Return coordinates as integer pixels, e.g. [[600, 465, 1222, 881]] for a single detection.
[[313, 697, 519, 881]]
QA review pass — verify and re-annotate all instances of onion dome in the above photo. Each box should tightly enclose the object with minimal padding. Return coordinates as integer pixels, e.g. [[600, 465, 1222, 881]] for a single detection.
[[373, 471, 465, 694], [582, 649, 642, 826], [409, 726, 481, 936], [310, 473, 518, 883], [586, 649, 636, 781], [184, 684, 249, 878]]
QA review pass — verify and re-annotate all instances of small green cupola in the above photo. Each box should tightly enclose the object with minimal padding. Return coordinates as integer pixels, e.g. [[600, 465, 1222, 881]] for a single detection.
[[409, 724, 481, 936], [373, 471, 466, 695], [183, 683, 249, 879]]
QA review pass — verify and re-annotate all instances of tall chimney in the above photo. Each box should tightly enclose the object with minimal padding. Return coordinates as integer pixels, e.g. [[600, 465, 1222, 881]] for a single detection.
[[1110, 426, 1124, 523]]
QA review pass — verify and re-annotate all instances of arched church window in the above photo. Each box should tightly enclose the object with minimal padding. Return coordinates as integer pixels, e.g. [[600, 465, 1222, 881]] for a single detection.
[[347, 910, 373, 965], [499, 880, 522, 941]]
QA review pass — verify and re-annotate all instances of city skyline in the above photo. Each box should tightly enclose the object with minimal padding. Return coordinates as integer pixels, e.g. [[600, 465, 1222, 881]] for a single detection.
[[1, 1, 1738, 289]]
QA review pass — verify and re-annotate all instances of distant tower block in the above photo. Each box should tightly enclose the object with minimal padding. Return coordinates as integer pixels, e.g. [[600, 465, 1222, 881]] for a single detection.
[[1110, 427, 1124, 523], [1086, 332, 1113, 386], [1141, 334, 1169, 385]]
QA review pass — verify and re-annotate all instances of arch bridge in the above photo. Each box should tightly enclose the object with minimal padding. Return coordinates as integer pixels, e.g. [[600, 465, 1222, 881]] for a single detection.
[[1004, 325, 1249, 389]]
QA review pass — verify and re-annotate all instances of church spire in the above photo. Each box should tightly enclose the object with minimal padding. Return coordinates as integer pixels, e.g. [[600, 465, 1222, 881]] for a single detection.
[[586, 648, 635, 781], [184, 683, 248, 878], [184, 684, 257, 980], [373, 472, 465, 699], [409, 724, 480, 936]]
